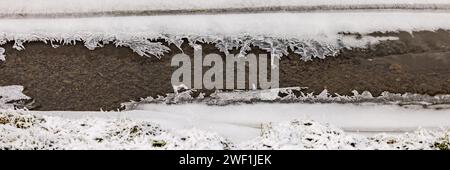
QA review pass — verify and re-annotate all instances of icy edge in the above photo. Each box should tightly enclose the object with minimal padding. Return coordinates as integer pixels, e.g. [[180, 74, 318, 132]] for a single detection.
[[0, 47, 5, 61], [0, 33, 397, 61], [123, 87, 450, 109]]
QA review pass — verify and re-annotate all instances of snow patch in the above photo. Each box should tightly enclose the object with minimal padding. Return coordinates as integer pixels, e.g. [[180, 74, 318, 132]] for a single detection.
[[0, 47, 5, 61], [0, 86, 31, 109]]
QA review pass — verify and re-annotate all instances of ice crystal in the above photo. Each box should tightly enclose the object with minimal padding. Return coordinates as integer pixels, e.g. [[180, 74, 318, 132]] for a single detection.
[[0, 33, 393, 61]]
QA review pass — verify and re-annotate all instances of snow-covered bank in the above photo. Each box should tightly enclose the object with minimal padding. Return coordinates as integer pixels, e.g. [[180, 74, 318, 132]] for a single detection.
[[1, 12, 449, 60], [0, 86, 30, 109], [125, 88, 450, 107], [1, 110, 449, 150], [132, 103, 450, 140], [32, 103, 450, 142], [1, 0, 449, 15]]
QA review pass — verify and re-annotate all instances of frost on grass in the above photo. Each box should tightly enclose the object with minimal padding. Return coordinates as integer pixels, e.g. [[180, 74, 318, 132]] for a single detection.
[[241, 120, 450, 150], [0, 111, 44, 129], [0, 111, 448, 150], [0, 111, 231, 150], [1, 0, 450, 16]]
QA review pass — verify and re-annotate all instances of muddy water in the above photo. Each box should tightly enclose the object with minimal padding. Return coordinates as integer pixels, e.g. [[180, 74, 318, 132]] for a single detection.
[[1, 30, 450, 111]]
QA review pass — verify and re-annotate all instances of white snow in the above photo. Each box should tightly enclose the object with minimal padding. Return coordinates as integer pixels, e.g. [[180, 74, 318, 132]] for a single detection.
[[1, 109, 449, 150], [240, 119, 449, 150], [0, 111, 231, 150], [0, 86, 31, 109], [0, 12, 448, 59], [1, 0, 449, 14], [1, 12, 449, 40]]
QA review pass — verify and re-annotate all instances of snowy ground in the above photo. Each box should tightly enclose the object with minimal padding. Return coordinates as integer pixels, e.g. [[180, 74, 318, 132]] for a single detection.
[[35, 103, 450, 142], [1, 103, 449, 150]]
